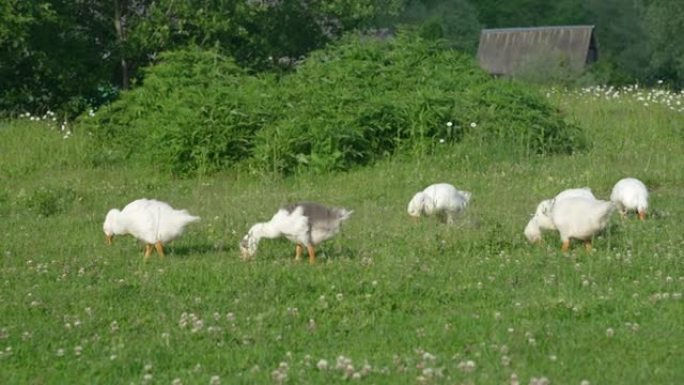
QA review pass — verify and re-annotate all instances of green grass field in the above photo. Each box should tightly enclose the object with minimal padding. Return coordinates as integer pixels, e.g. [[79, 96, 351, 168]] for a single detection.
[[1, 88, 683, 384]]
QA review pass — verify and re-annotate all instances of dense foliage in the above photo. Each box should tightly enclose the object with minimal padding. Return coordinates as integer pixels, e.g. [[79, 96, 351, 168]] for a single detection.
[[469, 0, 684, 86], [81, 47, 271, 175], [82, 32, 585, 175], [0, 0, 401, 116], [1, 0, 683, 115]]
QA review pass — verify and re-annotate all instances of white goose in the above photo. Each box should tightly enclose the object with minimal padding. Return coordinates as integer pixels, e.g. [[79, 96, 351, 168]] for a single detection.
[[240, 202, 353, 264], [407, 183, 471, 224], [550, 197, 616, 251], [524, 187, 596, 243], [103, 199, 200, 259], [610, 177, 649, 220]]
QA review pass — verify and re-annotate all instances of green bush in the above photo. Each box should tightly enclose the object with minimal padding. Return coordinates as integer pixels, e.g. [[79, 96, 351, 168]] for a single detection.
[[81, 47, 272, 175], [250, 30, 586, 173], [82, 30, 586, 175]]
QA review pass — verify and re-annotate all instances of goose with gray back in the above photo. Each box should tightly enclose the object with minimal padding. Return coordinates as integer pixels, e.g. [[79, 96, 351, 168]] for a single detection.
[[240, 201, 353, 264]]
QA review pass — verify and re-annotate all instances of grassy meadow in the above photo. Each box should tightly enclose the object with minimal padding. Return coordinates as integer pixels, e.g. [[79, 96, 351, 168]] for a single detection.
[[1, 88, 683, 385]]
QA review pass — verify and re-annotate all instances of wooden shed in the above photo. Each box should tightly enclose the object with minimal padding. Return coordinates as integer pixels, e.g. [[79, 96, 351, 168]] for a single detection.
[[476, 25, 598, 76]]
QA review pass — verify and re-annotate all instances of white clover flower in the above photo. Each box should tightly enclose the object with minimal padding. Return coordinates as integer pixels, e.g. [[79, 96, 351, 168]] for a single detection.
[[470, 122, 477, 128], [530, 377, 550, 385], [361, 362, 372, 375], [191, 318, 204, 333], [317, 359, 329, 370], [457, 360, 476, 373]]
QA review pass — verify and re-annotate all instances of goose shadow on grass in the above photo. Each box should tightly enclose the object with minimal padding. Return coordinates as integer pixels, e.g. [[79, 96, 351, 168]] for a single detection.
[[164, 242, 222, 258], [251, 243, 358, 264], [532, 221, 625, 252], [315, 244, 357, 261]]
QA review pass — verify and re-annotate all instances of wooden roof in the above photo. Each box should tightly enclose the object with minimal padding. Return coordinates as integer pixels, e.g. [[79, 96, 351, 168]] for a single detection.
[[477, 25, 598, 76]]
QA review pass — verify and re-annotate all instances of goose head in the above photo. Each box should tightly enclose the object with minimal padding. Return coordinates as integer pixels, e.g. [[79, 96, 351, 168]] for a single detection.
[[103, 209, 125, 245], [524, 199, 555, 243], [407, 191, 426, 218], [239, 224, 262, 260], [524, 216, 542, 243], [459, 190, 473, 204]]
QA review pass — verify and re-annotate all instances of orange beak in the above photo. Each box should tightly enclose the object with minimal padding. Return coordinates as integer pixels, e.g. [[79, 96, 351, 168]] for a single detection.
[[106, 234, 113, 245]]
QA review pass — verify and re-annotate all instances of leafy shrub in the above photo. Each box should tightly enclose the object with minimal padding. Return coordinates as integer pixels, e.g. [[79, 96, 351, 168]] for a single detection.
[[250, 30, 586, 173], [81, 47, 272, 175], [82, 30, 586, 175]]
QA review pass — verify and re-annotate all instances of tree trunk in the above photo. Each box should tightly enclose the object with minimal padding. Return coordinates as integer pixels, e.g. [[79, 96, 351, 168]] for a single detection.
[[113, 0, 129, 89]]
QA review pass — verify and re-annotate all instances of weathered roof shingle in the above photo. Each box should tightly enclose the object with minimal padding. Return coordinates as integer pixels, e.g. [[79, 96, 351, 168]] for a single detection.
[[477, 25, 598, 76]]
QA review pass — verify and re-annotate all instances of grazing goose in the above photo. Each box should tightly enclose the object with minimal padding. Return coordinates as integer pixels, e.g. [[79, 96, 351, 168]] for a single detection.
[[240, 202, 353, 264], [610, 177, 649, 220], [524, 187, 596, 243], [407, 183, 471, 224], [550, 197, 616, 251], [103, 199, 200, 259]]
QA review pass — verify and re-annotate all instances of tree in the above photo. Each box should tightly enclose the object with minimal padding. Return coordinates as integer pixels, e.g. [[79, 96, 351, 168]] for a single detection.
[[644, 0, 684, 86], [389, 0, 482, 53], [0, 0, 405, 115]]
